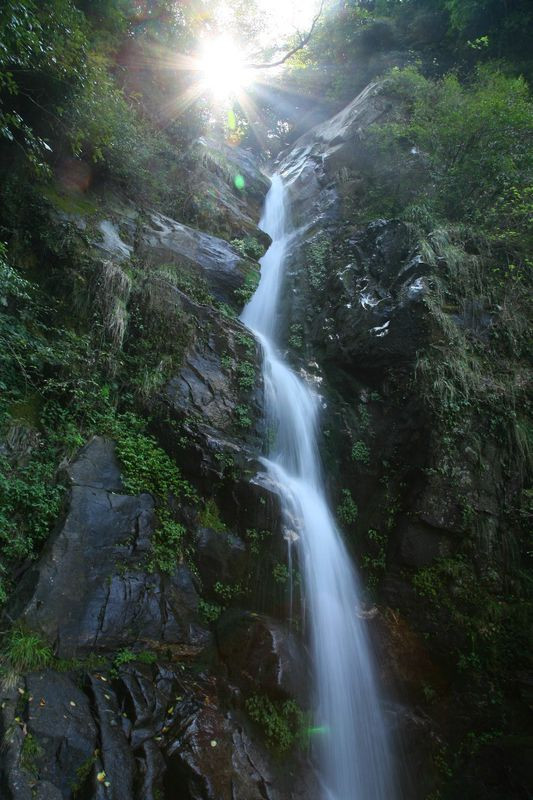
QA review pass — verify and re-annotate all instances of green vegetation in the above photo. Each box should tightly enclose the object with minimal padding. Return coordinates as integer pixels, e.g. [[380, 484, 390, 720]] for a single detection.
[[287, 323, 303, 351], [245, 694, 306, 753], [198, 498, 227, 532], [272, 562, 290, 584], [115, 427, 195, 573], [337, 489, 358, 526], [285, 0, 533, 111], [236, 360, 256, 391], [198, 599, 222, 624], [20, 733, 43, 776], [411, 555, 531, 705], [110, 648, 157, 676], [235, 331, 255, 356], [234, 267, 260, 305], [368, 65, 533, 238], [213, 581, 243, 603], [361, 529, 387, 591], [351, 441, 370, 465], [234, 404, 252, 429], [306, 236, 330, 292], [1, 627, 53, 674], [72, 754, 97, 796], [231, 236, 265, 260], [245, 527, 271, 555]]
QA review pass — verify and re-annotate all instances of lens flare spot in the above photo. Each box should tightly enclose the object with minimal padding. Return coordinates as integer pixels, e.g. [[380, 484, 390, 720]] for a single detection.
[[234, 174, 245, 190], [199, 36, 252, 100]]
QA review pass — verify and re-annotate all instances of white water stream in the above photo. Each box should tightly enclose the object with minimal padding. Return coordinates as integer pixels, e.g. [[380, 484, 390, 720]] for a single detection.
[[241, 175, 394, 800]]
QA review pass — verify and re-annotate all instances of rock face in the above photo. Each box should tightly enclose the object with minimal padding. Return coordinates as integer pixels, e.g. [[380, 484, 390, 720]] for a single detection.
[[0, 660, 317, 800], [192, 137, 272, 244], [216, 610, 308, 705], [0, 440, 316, 800], [314, 219, 431, 374], [265, 80, 531, 800], [94, 206, 260, 310], [8, 437, 210, 658]]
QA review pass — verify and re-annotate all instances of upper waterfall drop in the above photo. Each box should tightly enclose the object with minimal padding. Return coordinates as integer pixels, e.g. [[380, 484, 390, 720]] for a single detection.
[[241, 174, 396, 800]]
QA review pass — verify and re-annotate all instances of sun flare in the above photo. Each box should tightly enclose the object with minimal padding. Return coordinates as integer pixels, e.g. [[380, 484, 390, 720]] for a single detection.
[[198, 36, 253, 100]]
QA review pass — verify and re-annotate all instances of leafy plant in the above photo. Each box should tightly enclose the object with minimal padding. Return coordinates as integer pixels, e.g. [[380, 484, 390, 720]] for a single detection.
[[231, 236, 264, 260], [245, 527, 271, 555], [337, 489, 358, 525], [245, 694, 306, 753], [351, 441, 370, 464], [234, 404, 252, 429], [198, 599, 222, 624], [214, 581, 243, 603], [237, 361, 256, 391], [111, 647, 157, 676], [198, 498, 227, 532], [1, 627, 53, 674], [272, 562, 290, 584]]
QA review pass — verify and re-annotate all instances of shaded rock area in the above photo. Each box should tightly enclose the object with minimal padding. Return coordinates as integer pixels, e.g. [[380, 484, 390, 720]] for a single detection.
[[216, 610, 308, 705], [8, 437, 209, 659], [93, 205, 259, 310], [193, 136, 272, 245], [0, 662, 318, 800], [0, 439, 316, 800], [271, 81, 532, 800]]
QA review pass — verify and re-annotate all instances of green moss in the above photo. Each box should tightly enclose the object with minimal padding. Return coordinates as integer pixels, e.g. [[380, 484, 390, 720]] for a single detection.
[[337, 489, 358, 525], [72, 753, 97, 796], [351, 440, 370, 464], [21, 732, 43, 776], [198, 599, 222, 623], [198, 498, 226, 532], [245, 695, 306, 753], [1, 627, 53, 674], [41, 187, 98, 218]]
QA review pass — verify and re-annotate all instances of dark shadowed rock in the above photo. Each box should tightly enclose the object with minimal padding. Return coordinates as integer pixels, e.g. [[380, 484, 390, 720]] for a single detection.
[[194, 528, 247, 594], [139, 211, 259, 308], [216, 610, 308, 705], [7, 437, 210, 658]]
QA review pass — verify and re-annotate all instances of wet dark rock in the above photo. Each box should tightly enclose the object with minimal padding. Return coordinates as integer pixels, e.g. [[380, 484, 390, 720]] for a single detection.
[[7, 437, 210, 658], [216, 610, 308, 705], [1, 659, 318, 800], [163, 680, 318, 800], [194, 528, 247, 595], [394, 519, 453, 568], [314, 220, 431, 375], [193, 137, 271, 245], [26, 671, 98, 795], [139, 211, 259, 308]]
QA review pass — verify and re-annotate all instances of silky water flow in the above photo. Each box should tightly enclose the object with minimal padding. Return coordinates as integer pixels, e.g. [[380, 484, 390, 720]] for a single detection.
[[241, 174, 395, 800]]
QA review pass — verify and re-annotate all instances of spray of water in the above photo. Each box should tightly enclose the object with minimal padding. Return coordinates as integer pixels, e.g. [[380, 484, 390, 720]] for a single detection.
[[241, 174, 394, 800]]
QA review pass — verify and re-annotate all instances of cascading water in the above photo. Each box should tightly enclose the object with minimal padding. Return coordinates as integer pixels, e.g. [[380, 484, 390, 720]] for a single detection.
[[241, 174, 395, 800]]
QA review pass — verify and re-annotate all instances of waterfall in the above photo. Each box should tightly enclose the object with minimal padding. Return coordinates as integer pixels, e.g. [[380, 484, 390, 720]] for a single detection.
[[241, 175, 395, 800]]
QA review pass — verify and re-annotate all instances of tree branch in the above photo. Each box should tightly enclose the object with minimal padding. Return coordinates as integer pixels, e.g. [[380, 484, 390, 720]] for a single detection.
[[247, 1, 324, 70]]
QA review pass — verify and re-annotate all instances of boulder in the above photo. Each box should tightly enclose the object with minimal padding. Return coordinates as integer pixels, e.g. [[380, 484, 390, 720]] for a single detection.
[[216, 610, 308, 705], [7, 437, 209, 658]]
